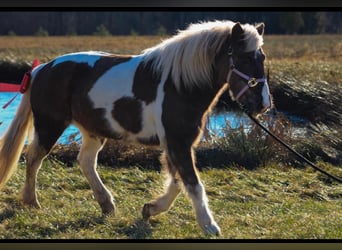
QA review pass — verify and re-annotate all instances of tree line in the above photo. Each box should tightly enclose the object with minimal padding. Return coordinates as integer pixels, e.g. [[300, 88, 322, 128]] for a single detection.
[[0, 12, 341, 36]]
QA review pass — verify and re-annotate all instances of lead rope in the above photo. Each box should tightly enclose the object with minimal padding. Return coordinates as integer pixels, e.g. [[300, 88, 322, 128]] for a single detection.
[[245, 111, 342, 184], [226, 51, 341, 183]]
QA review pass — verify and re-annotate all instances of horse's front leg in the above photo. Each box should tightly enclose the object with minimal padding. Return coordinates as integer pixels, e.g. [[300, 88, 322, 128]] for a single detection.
[[142, 152, 181, 218], [145, 141, 220, 236], [169, 146, 220, 236]]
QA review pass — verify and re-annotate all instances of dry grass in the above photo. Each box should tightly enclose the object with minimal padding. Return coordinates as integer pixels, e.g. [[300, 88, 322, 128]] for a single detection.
[[0, 36, 164, 63], [264, 35, 342, 61], [0, 34, 341, 68]]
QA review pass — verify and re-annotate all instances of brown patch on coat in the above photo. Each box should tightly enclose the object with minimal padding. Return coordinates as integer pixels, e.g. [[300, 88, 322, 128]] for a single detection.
[[31, 61, 76, 150], [112, 97, 142, 134], [132, 60, 161, 104], [71, 55, 133, 138], [161, 77, 218, 186], [30, 54, 133, 151]]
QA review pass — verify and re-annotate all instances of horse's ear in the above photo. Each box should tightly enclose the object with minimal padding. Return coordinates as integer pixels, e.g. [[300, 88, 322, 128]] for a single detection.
[[255, 23, 265, 36], [232, 22, 244, 41], [231, 22, 244, 50]]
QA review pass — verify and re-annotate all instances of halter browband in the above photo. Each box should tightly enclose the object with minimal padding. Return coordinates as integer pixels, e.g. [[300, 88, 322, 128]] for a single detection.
[[226, 50, 266, 101]]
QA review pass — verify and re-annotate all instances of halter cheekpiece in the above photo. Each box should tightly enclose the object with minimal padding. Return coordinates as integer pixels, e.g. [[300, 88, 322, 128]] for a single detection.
[[226, 48, 266, 101]]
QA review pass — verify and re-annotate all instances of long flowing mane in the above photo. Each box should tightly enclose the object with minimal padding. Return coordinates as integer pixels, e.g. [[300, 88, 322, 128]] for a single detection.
[[142, 20, 264, 91]]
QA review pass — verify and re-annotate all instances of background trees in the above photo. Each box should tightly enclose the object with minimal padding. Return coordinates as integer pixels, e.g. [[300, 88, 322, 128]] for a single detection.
[[0, 12, 340, 36]]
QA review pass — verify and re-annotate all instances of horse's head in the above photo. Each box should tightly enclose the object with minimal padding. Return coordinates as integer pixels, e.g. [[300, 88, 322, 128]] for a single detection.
[[227, 22, 272, 117]]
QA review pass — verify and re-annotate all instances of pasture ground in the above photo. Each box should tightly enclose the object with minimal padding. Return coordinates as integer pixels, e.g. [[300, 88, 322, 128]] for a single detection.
[[0, 159, 341, 239]]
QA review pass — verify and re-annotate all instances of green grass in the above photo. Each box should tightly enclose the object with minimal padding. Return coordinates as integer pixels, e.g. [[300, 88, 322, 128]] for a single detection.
[[0, 159, 341, 239]]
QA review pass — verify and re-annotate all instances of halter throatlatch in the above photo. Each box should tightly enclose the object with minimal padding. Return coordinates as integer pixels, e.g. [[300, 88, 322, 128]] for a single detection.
[[226, 49, 266, 101]]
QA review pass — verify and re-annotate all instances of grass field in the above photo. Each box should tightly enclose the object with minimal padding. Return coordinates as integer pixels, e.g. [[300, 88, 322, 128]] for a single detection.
[[0, 159, 341, 239], [0, 34, 341, 239]]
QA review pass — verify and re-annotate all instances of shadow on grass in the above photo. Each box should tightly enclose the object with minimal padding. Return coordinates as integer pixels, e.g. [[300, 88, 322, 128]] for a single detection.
[[16, 216, 153, 239], [0, 197, 25, 223], [30, 216, 106, 238], [116, 218, 153, 239], [0, 208, 15, 224]]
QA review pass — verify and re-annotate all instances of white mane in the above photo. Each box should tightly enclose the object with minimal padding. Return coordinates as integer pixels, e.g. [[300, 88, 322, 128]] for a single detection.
[[142, 20, 263, 91]]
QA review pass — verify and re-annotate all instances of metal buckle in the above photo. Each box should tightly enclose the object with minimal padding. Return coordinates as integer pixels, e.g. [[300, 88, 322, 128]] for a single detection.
[[248, 78, 258, 87]]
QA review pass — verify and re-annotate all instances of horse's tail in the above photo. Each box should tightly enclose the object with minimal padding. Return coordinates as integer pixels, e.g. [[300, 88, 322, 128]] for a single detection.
[[0, 87, 33, 190]]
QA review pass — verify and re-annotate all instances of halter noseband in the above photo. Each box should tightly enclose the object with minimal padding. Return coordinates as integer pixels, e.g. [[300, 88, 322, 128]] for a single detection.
[[226, 49, 266, 101]]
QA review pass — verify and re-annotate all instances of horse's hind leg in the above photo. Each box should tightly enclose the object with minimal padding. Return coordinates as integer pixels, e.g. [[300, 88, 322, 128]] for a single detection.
[[77, 129, 114, 215], [21, 136, 48, 207], [142, 152, 181, 218], [22, 121, 67, 207]]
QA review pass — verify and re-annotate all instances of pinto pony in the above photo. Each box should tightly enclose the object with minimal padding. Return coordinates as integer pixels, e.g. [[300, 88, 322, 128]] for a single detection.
[[0, 20, 271, 235]]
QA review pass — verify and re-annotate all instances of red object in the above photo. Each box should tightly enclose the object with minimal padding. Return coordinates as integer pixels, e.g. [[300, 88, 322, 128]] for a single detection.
[[0, 59, 40, 126], [31, 59, 40, 69], [20, 59, 40, 94], [0, 59, 40, 93], [0, 83, 20, 92], [19, 72, 31, 93]]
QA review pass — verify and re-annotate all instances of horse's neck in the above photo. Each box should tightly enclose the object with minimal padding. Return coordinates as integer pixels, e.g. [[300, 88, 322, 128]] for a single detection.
[[179, 80, 227, 118]]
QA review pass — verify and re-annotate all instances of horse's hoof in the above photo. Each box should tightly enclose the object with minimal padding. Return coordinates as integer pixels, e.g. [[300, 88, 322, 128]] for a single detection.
[[21, 197, 41, 208], [202, 222, 221, 236], [142, 203, 152, 220], [101, 203, 115, 216], [28, 202, 41, 209]]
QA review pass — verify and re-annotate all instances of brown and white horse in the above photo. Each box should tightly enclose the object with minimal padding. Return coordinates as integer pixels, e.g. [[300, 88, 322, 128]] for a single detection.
[[0, 20, 271, 236]]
